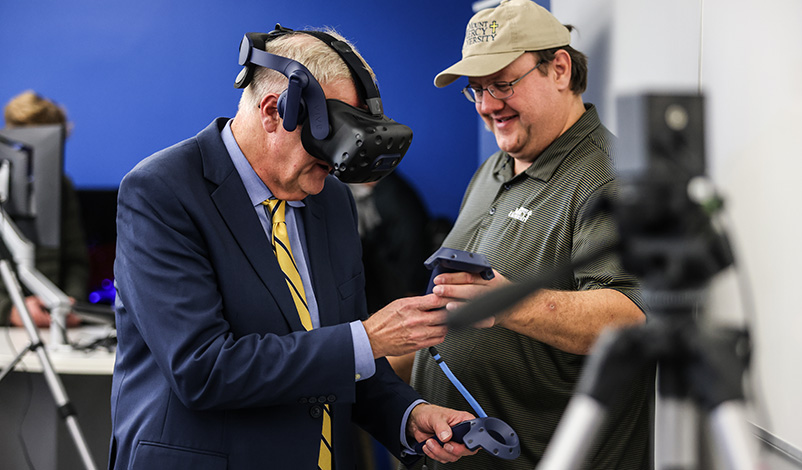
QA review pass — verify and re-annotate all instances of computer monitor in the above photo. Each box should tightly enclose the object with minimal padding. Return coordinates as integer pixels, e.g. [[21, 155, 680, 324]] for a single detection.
[[0, 133, 33, 218], [0, 124, 64, 248]]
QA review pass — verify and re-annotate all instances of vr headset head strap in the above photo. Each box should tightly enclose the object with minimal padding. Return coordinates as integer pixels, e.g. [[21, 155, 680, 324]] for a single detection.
[[235, 28, 329, 139], [299, 29, 384, 117], [237, 25, 383, 116]]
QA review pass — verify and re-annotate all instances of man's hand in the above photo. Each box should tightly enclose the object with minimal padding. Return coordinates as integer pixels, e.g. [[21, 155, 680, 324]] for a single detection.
[[433, 270, 647, 354], [431, 269, 511, 327], [9, 295, 81, 328], [408, 403, 477, 463], [363, 294, 450, 358]]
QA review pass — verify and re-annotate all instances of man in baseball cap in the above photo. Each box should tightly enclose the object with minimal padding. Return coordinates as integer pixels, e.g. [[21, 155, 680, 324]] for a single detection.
[[434, 0, 571, 88], [405, 1, 654, 468]]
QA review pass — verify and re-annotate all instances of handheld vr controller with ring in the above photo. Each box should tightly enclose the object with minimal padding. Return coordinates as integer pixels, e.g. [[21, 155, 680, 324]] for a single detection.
[[234, 24, 412, 183], [414, 247, 521, 460], [424, 247, 495, 295]]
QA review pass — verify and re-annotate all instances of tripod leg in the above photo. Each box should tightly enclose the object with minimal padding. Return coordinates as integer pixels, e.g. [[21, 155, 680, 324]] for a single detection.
[[655, 390, 698, 468], [0, 260, 99, 470], [709, 401, 757, 470], [31, 341, 99, 470], [537, 325, 654, 470], [536, 395, 606, 470], [653, 342, 702, 470], [689, 327, 757, 470]]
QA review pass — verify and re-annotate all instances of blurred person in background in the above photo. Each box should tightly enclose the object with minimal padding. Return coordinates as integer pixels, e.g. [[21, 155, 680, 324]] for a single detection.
[[1, 90, 89, 328]]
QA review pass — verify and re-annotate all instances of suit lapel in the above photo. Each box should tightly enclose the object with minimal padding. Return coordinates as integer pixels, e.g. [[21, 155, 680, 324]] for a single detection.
[[200, 120, 305, 332], [300, 196, 339, 328]]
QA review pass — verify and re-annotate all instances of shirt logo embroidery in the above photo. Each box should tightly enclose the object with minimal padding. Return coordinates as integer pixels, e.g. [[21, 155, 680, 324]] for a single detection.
[[508, 207, 532, 223]]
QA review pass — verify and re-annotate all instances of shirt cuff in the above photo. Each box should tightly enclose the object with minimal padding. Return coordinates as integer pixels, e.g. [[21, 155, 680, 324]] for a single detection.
[[400, 399, 428, 456], [350, 320, 375, 382]]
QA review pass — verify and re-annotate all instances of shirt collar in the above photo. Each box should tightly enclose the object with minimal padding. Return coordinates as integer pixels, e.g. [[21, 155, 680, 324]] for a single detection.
[[494, 103, 601, 183], [221, 119, 305, 209]]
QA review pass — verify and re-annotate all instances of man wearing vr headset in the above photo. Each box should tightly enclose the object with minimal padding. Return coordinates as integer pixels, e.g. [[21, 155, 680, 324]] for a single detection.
[[404, 1, 654, 469], [109, 26, 475, 470]]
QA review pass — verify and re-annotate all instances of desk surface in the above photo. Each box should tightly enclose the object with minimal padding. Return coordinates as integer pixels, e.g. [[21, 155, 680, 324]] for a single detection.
[[0, 326, 115, 375]]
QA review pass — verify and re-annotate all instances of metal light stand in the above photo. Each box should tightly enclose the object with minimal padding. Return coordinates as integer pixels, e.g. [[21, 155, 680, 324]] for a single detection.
[[0, 206, 72, 348], [0, 206, 98, 470]]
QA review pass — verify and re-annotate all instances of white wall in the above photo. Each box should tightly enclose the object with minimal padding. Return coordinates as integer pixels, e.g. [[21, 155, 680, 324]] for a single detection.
[[555, 0, 802, 462]]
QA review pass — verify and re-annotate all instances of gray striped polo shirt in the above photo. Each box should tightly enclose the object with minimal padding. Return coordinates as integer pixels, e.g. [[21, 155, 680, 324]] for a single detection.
[[409, 105, 653, 470]]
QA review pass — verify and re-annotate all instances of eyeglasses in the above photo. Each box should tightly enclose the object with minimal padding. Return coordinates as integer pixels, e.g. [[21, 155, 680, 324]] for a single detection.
[[462, 60, 544, 103]]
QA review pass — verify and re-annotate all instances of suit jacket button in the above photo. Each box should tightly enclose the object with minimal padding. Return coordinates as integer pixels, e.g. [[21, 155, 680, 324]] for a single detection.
[[327, 394, 337, 403], [309, 405, 323, 419]]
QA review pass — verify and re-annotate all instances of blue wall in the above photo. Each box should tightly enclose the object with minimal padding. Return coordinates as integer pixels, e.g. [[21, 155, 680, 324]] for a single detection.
[[0, 1, 479, 220]]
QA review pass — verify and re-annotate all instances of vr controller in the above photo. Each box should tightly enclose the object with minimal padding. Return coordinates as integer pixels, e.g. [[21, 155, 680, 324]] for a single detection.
[[413, 416, 520, 460], [416, 249, 521, 460], [424, 247, 495, 295]]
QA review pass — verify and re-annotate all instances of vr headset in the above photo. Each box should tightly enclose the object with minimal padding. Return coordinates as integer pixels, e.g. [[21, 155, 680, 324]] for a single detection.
[[234, 24, 412, 183]]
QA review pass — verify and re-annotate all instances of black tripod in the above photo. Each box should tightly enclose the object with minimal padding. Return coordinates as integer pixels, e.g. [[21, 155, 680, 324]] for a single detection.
[[448, 94, 760, 469], [0, 210, 98, 470], [535, 291, 755, 470], [541, 156, 757, 470], [447, 236, 757, 470]]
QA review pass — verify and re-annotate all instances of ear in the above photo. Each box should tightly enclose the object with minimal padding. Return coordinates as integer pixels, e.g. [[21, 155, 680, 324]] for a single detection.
[[259, 94, 282, 133], [550, 49, 573, 92]]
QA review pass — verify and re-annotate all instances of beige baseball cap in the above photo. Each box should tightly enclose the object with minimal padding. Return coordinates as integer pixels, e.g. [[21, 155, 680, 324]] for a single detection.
[[434, 0, 571, 88]]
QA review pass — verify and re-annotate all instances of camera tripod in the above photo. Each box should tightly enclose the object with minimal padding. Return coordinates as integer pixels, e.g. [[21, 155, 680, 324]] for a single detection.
[[0, 210, 98, 470], [535, 288, 756, 470], [537, 93, 761, 469], [448, 259, 758, 470]]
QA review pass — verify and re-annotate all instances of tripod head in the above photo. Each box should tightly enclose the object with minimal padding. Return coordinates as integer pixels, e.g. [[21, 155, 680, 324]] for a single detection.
[[613, 167, 733, 292], [612, 93, 734, 310]]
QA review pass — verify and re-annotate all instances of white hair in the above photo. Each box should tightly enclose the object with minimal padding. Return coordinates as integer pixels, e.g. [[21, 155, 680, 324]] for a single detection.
[[237, 29, 376, 113]]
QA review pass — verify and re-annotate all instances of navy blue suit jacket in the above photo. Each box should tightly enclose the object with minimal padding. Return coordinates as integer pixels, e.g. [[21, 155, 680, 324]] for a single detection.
[[110, 118, 421, 469]]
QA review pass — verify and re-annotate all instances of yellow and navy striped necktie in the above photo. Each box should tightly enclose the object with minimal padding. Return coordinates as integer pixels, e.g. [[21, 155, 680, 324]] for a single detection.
[[263, 199, 332, 470]]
